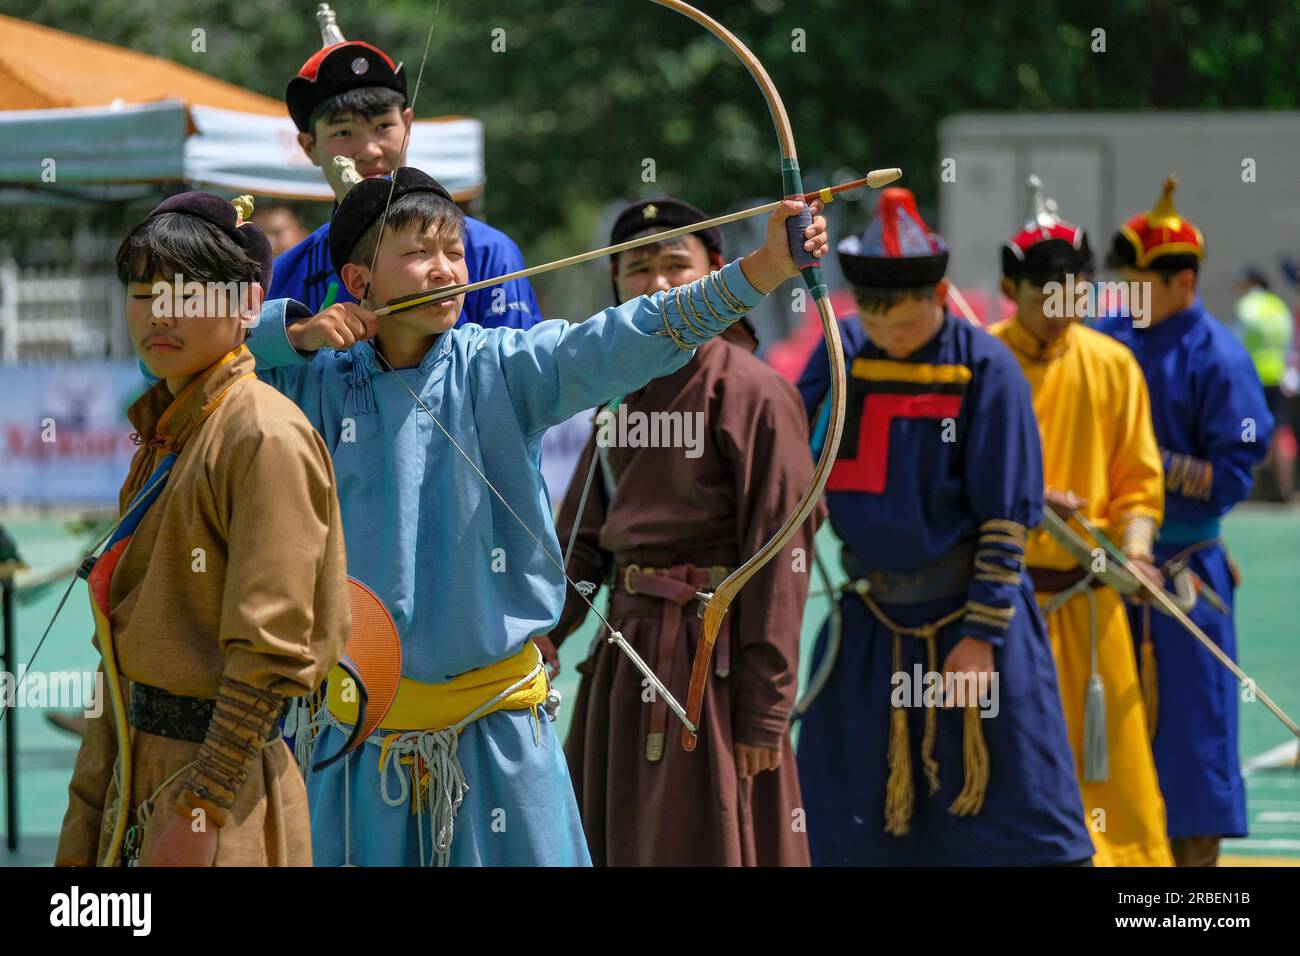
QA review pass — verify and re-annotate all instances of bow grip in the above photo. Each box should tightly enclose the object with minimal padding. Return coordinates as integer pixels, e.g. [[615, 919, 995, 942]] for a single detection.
[[784, 198, 817, 271]]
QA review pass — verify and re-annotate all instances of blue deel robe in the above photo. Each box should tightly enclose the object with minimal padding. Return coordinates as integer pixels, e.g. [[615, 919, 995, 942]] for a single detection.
[[245, 260, 763, 866], [1097, 299, 1273, 839], [795, 313, 1093, 866], [268, 216, 542, 329]]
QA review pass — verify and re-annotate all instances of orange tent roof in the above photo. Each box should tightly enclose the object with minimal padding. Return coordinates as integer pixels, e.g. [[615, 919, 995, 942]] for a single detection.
[[0, 14, 283, 115]]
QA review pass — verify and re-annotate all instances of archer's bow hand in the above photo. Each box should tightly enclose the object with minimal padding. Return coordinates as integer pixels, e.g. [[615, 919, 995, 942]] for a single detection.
[[1044, 487, 1088, 519], [287, 302, 379, 353], [740, 198, 828, 294], [1125, 556, 1165, 604]]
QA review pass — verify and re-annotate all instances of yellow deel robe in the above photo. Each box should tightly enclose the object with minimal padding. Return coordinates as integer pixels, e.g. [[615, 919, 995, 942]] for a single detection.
[[991, 319, 1173, 867], [56, 346, 348, 866]]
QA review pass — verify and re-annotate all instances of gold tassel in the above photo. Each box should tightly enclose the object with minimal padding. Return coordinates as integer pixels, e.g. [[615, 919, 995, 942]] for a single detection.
[[1140, 606, 1159, 741], [948, 705, 990, 817], [884, 634, 914, 836], [920, 633, 940, 794]]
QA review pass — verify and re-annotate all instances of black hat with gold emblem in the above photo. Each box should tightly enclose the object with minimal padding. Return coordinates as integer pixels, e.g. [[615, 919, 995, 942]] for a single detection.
[[609, 198, 724, 257], [607, 197, 757, 345], [608, 198, 724, 303]]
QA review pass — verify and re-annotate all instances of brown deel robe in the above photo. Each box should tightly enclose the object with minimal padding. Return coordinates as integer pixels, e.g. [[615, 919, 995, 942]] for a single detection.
[[56, 346, 348, 866], [551, 336, 818, 866]]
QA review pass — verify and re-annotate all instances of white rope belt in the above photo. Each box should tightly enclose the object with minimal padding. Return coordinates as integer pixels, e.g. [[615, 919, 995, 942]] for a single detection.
[[309, 653, 547, 867]]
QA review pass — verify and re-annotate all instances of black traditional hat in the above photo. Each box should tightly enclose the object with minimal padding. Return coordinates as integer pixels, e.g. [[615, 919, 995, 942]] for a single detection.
[[146, 192, 273, 289], [609, 198, 724, 257], [328, 167, 454, 276]]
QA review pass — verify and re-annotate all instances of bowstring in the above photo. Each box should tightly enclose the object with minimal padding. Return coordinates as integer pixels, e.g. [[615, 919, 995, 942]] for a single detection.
[[359, 0, 622, 644], [364, 347, 622, 640], [0, 466, 172, 728], [561, 411, 606, 570], [361, 0, 442, 298]]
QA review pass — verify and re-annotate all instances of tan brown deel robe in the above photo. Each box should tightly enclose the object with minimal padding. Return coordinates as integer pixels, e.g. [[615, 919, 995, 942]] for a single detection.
[[56, 346, 348, 866], [551, 336, 819, 866]]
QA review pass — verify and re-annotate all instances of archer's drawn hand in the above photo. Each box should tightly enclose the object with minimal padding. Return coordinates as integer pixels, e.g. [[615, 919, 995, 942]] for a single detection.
[[288, 302, 379, 353]]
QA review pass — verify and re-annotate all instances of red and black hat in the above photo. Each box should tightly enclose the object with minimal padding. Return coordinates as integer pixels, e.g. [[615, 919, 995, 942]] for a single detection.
[[1002, 175, 1093, 283], [1106, 176, 1204, 273], [286, 41, 407, 133], [837, 188, 948, 288]]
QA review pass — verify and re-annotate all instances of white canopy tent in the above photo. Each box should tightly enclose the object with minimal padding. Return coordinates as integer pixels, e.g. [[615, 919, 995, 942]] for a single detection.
[[0, 99, 485, 205]]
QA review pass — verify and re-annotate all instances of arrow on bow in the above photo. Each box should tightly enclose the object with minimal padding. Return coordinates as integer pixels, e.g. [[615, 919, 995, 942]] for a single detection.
[[375, 169, 901, 317], [357, 0, 861, 752]]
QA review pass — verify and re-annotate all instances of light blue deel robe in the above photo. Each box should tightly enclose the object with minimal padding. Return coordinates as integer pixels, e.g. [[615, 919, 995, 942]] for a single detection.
[[245, 260, 763, 865]]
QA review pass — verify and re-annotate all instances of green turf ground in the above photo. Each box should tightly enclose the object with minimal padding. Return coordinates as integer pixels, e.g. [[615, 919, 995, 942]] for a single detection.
[[3, 504, 1296, 865]]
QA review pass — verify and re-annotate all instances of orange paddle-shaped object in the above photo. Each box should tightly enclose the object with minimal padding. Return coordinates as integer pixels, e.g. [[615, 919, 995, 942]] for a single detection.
[[312, 578, 403, 771]]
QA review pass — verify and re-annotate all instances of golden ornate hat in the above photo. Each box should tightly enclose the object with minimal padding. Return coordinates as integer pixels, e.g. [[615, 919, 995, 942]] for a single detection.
[[1107, 176, 1204, 272]]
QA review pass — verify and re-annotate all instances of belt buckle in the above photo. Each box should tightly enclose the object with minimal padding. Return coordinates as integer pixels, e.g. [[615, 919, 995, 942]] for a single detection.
[[623, 563, 642, 594]]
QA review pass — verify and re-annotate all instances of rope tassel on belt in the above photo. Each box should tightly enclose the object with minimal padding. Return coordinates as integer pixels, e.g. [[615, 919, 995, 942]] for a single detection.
[[862, 592, 990, 836], [1081, 585, 1108, 783]]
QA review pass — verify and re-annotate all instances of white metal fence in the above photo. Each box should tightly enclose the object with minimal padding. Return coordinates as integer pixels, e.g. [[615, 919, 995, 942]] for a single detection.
[[0, 257, 127, 363]]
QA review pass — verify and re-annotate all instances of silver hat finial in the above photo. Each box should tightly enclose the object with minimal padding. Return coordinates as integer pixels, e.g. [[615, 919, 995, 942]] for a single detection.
[[317, 3, 346, 46], [1025, 174, 1059, 231]]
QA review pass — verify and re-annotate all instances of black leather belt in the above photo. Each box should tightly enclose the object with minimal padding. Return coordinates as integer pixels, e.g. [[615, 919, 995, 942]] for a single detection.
[[1028, 565, 1104, 594], [841, 540, 975, 604], [128, 682, 286, 743]]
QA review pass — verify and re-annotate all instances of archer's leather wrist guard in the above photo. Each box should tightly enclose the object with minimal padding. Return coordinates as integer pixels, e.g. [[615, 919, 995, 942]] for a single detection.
[[178, 677, 284, 827]]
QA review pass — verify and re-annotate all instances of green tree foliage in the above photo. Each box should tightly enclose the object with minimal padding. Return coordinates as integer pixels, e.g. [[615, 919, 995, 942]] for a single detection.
[[6, 0, 1299, 302]]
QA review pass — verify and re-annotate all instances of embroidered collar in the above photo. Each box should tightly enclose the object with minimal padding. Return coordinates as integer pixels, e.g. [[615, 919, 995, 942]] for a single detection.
[[1001, 317, 1073, 363], [127, 346, 255, 453]]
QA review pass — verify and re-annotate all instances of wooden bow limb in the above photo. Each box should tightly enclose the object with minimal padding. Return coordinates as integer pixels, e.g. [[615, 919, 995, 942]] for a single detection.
[[1066, 509, 1300, 740], [648, 0, 853, 752], [1039, 507, 1199, 613], [374, 169, 901, 318]]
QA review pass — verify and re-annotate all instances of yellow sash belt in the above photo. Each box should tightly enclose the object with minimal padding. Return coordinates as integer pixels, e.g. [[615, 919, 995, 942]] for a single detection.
[[325, 642, 548, 733]]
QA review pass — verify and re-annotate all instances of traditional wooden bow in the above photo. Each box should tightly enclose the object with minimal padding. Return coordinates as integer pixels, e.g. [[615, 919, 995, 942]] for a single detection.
[[360, 0, 851, 751], [644, 1, 848, 750]]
